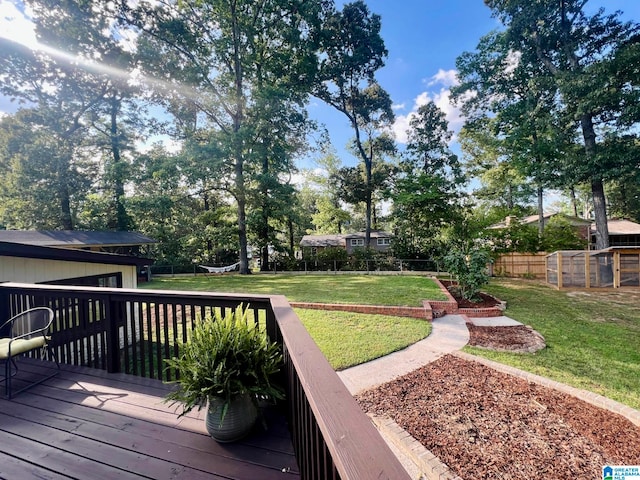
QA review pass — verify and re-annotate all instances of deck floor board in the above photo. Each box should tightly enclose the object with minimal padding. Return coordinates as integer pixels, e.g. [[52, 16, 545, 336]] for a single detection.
[[0, 359, 300, 480]]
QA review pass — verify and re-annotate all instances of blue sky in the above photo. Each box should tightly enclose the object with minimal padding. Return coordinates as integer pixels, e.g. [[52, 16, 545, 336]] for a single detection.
[[313, 0, 501, 166], [2, 0, 640, 174], [313, 0, 640, 169]]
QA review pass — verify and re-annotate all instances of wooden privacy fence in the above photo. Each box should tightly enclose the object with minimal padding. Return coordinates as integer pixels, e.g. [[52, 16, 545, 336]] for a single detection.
[[491, 252, 548, 278], [0, 282, 409, 480]]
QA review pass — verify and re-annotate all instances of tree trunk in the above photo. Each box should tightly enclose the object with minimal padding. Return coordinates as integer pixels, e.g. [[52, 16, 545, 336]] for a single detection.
[[591, 179, 609, 250], [59, 183, 74, 230], [569, 186, 579, 217], [288, 217, 295, 258], [109, 94, 129, 231], [57, 148, 74, 230], [236, 172, 250, 274], [580, 113, 609, 249], [537, 185, 544, 238], [260, 155, 270, 272], [231, 6, 250, 274]]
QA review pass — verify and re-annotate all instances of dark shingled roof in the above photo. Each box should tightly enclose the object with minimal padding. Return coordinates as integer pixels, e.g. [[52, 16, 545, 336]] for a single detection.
[[0, 241, 151, 267], [0, 230, 156, 247], [299, 234, 346, 247]]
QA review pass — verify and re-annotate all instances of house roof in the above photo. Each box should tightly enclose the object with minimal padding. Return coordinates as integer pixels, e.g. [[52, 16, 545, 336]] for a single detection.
[[300, 231, 393, 247], [592, 219, 640, 236], [344, 231, 393, 239], [0, 241, 152, 267], [520, 213, 592, 226], [489, 213, 592, 229], [300, 234, 346, 247], [0, 230, 156, 248]]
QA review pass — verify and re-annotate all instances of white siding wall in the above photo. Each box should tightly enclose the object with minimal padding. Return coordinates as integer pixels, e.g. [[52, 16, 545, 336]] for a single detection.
[[0, 256, 137, 288]]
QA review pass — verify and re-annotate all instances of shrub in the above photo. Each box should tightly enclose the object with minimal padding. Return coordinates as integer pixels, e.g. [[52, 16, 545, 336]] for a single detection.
[[164, 306, 284, 419], [443, 246, 490, 301]]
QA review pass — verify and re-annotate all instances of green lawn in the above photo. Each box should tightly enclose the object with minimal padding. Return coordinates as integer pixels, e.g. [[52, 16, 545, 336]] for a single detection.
[[142, 273, 447, 306], [141, 274, 435, 370], [477, 279, 640, 409], [141, 274, 640, 410], [296, 309, 431, 370]]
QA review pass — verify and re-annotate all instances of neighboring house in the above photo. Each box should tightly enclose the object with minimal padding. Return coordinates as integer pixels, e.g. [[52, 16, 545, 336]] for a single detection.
[[592, 219, 640, 247], [0, 230, 156, 287], [300, 231, 393, 256], [490, 214, 640, 249], [489, 213, 592, 240]]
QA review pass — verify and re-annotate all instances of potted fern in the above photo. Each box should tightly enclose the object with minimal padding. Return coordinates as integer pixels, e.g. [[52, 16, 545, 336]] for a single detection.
[[164, 305, 284, 442]]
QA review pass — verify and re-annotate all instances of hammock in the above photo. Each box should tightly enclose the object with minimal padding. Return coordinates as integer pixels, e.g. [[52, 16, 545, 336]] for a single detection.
[[199, 262, 240, 274]]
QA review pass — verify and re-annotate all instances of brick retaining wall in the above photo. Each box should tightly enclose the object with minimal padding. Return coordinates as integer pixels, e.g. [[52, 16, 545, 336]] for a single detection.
[[290, 301, 430, 319], [432, 279, 506, 317], [289, 278, 506, 321]]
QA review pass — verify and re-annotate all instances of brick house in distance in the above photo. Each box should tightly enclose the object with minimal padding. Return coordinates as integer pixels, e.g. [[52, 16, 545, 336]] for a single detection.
[[299, 231, 393, 257]]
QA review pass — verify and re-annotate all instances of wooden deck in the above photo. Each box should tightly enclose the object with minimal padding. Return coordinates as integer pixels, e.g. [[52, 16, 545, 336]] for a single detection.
[[0, 359, 300, 480]]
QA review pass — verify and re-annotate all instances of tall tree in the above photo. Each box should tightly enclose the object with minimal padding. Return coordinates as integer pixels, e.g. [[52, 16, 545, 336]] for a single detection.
[[315, 1, 394, 247], [458, 121, 536, 211], [392, 102, 464, 257], [0, 0, 148, 231], [0, 29, 105, 229], [307, 148, 351, 234], [122, 0, 322, 273], [484, 0, 640, 249], [453, 29, 572, 237], [0, 108, 93, 229]]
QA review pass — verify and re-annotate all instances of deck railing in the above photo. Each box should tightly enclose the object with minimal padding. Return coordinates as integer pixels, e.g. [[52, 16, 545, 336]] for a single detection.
[[0, 282, 409, 480]]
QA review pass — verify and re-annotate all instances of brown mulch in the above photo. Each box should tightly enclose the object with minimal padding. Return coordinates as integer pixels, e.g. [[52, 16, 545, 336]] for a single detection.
[[357, 355, 640, 479], [454, 291, 502, 309], [467, 322, 546, 353]]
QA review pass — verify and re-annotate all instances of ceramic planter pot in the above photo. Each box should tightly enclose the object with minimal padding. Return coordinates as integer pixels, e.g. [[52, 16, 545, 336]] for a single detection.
[[205, 393, 258, 443]]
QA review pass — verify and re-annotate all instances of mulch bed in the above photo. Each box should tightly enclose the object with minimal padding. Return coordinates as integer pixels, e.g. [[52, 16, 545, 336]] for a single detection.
[[454, 291, 501, 309], [467, 322, 546, 353], [440, 281, 503, 309], [357, 354, 640, 479]]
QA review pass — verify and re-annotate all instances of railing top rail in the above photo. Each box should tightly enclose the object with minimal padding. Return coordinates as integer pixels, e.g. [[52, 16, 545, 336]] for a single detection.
[[0, 282, 273, 306], [270, 295, 411, 480]]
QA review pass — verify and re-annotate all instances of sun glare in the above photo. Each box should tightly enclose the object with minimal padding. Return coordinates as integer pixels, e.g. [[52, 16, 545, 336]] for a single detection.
[[0, 1, 38, 49]]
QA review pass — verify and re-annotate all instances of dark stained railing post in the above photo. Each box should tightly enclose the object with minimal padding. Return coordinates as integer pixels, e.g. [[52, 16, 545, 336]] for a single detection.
[[104, 294, 121, 373]]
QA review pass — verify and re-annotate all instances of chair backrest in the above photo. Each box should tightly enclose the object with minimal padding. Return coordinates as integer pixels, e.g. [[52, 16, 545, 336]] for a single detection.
[[10, 307, 54, 340]]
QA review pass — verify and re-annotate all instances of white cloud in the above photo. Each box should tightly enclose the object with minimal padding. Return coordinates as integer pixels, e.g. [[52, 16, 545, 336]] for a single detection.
[[391, 113, 413, 144], [431, 88, 465, 132], [392, 74, 467, 144], [504, 50, 521, 76], [426, 69, 459, 88], [391, 103, 406, 111]]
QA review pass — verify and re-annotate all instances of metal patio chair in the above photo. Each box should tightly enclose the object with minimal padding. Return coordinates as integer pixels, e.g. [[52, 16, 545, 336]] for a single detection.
[[0, 307, 59, 399]]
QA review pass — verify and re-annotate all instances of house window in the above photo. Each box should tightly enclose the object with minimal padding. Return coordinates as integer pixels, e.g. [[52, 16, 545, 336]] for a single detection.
[[45, 272, 123, 288], [350, 238, 364, 246], [377, 238, 390, 246], [311, 247, 318, 256]]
